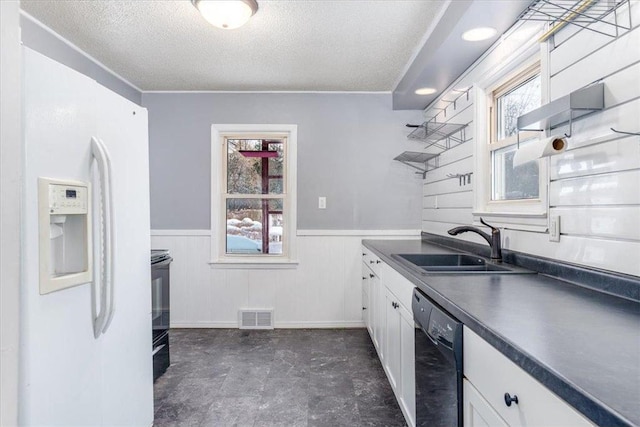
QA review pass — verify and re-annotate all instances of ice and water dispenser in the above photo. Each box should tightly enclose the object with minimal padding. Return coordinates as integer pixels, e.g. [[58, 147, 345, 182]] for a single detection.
[[38, 178, 92, 294]]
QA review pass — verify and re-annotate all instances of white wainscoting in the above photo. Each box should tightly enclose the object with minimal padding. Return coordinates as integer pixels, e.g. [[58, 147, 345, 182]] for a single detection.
[[151, 230, 420, 328], [421, 1, 640, 278]]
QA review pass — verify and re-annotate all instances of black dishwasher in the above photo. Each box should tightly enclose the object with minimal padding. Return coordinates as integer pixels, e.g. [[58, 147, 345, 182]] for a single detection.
[[412, 288, 463, 427]]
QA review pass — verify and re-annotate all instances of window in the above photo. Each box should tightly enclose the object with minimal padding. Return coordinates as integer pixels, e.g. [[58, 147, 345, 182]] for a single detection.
[[211, 125, 297, 266], [473, 46, 549, 230], [490, 66, 541, 202]]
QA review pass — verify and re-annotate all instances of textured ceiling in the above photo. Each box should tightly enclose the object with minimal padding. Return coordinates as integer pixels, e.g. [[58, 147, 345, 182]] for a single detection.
[[21, 0, 445, 92]]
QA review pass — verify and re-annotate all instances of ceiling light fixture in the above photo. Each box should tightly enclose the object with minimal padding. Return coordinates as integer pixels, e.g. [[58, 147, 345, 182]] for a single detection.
[[191, 0, 258, 30], [461, 27, 497, 42], [415, 87, 437, 95]]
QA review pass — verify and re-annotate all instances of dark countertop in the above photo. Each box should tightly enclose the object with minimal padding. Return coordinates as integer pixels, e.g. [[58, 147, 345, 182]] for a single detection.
[[363, 239, 640, 427]]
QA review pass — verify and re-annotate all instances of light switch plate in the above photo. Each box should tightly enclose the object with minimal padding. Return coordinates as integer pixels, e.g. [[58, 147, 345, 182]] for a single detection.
[[318, 197, 326, 209]]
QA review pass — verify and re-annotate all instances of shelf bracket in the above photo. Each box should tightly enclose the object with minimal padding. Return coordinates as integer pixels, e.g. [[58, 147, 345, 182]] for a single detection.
[[398, 161, 428, 178], [611, 128, 640, 137]]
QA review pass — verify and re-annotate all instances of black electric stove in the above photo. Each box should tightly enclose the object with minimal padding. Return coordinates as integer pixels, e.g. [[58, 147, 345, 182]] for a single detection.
[[151, 249, 172, 381]]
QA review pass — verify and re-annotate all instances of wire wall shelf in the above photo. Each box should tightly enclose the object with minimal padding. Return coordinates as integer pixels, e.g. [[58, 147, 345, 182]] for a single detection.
[[406, 122, 467, 150], [399, 121, 469, 178], [518, 0, 632, 40], [393, 152, 439, 178]]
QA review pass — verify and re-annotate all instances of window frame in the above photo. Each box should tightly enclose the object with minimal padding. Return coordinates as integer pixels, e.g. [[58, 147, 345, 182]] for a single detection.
[[489, 63, 542, 202], [210, 124, 298, 268], [472, 42, 551, 232]]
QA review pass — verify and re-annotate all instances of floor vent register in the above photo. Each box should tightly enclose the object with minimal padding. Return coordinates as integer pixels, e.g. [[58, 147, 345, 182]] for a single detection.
[[239, 309, 274, 329]]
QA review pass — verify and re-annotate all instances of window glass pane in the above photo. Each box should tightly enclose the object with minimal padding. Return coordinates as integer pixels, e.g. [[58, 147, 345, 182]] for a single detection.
[[226, 139, 284, 194], [268, 178, 283, 193], [496, 74, 541, 140], [268, 142, 284, 175], [226, 198, 283, 255], [492, 144, 539, 201]]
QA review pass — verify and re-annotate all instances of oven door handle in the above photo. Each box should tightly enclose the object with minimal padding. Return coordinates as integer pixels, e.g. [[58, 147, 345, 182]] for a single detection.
[[152, 343, 166, 356]]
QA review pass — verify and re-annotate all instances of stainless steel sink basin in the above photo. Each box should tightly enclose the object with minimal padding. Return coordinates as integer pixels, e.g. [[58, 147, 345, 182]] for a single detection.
[[391, 253, 534, 275]]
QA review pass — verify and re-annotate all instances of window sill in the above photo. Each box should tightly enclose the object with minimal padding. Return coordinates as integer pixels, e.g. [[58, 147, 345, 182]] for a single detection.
[[473, 210, 547, 218], [208, 259, 299, 270], [472, 211, 548, 233]]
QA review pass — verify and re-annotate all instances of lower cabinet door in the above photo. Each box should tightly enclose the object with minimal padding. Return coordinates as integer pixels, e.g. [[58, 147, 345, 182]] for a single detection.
[[399, 309, 416, 427], [362, 285, 370, 331], [463, 379, 509, 427], [384, 289, 402, 390], [374, 275, 386, 361]]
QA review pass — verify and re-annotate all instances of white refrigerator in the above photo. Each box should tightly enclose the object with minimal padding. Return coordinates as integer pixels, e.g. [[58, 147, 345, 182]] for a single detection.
[[20, 47, 154, 426]]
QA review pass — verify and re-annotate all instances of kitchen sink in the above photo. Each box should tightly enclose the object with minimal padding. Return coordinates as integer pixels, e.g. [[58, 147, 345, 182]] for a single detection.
[[391, 253, 535, 275]]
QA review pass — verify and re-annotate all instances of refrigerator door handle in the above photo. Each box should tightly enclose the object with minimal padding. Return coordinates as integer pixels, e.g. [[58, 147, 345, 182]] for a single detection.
[[100, 138, 116, 334], [91, 137, 116, 337]]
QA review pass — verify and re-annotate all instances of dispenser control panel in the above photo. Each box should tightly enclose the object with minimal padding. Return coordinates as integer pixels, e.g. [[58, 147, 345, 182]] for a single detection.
[[48, 184, 88, 214], [38, 177, 92, 294]]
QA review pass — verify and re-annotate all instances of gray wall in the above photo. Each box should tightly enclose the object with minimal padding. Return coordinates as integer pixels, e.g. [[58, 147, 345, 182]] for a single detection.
[[143, 92, 424, 230], [20, 15, 141, 105]]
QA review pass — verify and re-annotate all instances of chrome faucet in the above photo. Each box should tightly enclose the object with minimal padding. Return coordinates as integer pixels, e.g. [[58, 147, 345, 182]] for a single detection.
[[447, 218, 502, 262]]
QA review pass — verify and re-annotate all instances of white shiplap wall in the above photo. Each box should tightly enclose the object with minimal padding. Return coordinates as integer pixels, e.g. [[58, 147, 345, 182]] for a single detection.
[[151, 231, 419, 328], [422, 2, 640, 277]]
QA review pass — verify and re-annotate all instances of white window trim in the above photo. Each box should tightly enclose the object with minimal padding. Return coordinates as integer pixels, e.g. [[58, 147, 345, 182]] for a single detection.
[[209, 124, 298, 268], [472, 38, 551, 232]]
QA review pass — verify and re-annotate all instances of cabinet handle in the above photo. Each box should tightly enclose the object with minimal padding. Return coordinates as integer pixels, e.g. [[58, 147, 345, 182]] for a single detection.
[[504, 393, 519, 407], [362, 276, 367, 280], [376, 260, 381, 264], [362, 307, 367, 310], [369, 274, 375, 278], [370, 260, 375, 264], [392, 302, 399, 309], [362, 253, 366, 256]]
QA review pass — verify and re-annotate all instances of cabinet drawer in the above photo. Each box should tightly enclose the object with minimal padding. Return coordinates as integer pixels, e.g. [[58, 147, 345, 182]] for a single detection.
[[381, 263, 414, 311], [362, 246, 382, 276], [464, 328, 592, 427]]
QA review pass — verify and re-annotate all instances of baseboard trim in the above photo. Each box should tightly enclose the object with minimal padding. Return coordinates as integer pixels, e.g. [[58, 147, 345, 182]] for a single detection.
[[171, 321, 365, 329], [171, 321, 237, 328], [275, 321, 366, 328]]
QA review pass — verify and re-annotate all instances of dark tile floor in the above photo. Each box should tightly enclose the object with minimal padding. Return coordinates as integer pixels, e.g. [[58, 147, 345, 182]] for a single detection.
[[154, 328, 406, 427]]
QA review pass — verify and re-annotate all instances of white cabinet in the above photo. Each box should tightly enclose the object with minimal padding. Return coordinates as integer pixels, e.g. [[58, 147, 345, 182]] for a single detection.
[[374, 271, 386, 361], [384, 288, 402, 389], [399, 310, 416, 427], [384, 286, 416, 427], [361, 247, 383, 356], [361, 264, 372, 337], [463, 379, 509, 427], [463, 327, 593, 427], [361, 245, 416, 427]]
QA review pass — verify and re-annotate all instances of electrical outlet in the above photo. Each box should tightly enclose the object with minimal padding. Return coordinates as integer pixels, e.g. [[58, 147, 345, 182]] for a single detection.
[[318, 197, 326, 209], [549, 215, 560, 242]]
